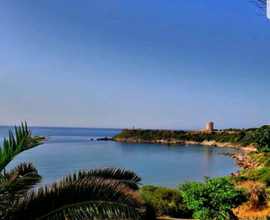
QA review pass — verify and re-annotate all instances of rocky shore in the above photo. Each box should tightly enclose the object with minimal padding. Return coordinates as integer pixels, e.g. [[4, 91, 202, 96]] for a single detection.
[[217, 152, 260, 170]]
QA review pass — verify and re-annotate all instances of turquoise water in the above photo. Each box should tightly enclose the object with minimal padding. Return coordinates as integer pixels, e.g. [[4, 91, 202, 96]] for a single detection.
[[1, 126, 242, 188]]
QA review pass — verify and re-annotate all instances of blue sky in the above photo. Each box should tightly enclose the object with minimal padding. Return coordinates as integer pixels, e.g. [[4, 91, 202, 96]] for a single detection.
[[0, 0, 269, 129]]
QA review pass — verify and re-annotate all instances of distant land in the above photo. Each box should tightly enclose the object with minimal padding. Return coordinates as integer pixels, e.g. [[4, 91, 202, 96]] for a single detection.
[[111, 122, 258, 152]]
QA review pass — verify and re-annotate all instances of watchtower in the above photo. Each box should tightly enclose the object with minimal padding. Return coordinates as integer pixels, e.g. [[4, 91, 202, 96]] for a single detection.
[[206, 122, 214, 131]]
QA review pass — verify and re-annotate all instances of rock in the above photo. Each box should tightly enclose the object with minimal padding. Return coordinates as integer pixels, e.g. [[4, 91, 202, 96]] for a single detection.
[[96, 137, 114, 141], [218, 152, 259, 170]]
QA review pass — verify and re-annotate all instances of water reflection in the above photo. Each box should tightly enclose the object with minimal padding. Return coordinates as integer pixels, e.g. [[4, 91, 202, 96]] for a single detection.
[[204, 146, 213, 167]]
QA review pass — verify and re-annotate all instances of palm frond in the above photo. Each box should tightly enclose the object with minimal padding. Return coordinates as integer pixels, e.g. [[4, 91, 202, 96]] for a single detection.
[[3, 161, 39, 179], [0, 162, 41, 215], [0, 122, 49, 172], [7, 176, 144, 220], [67, 167, 142, 191]]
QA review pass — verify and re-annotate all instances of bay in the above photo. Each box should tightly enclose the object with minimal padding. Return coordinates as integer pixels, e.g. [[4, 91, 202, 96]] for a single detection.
[[1, 126, 242, 188]]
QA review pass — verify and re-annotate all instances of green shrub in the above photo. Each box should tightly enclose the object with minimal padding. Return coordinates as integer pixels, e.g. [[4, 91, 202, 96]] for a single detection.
[[140, 185, 192, 218], [139, 201, 156, 220], [178, 176, 247, 220], [252, 125, 270, 152]]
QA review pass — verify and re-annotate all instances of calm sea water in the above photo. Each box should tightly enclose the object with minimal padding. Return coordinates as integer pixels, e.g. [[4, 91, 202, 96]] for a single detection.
[[1, 126, 242, 188]]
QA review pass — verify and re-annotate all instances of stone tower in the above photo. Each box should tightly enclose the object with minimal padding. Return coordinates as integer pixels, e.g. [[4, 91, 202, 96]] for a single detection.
[[206, 122, 214, 131]]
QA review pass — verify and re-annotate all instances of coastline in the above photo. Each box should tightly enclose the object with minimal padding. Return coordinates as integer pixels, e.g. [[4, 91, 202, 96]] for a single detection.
[[112, 138, 256, 153], [189, 140, 256, 153]]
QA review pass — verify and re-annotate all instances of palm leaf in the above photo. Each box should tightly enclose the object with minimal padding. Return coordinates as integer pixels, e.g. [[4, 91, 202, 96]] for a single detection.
[[67, 167, 142, 190], [3, 161, 40, 179], [7, 176, 144, 220], [0, 122, 49, 172], [0, 162, 41, 215]]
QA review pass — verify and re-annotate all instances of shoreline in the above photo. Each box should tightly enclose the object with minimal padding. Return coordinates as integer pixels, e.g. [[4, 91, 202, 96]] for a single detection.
[[217, 152, 260, 170], [112, 138, 256, 153]]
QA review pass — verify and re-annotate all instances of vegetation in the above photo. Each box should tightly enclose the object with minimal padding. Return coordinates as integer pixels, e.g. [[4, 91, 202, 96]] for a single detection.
[[115, 128, 255, 146], [0, 123, 47, 216], [114, 126, 270, 219], [2, 124, 270, 219], [237, 181, 268, 211], [249, 152, 270, 167], [235, 151, 270, 187], [227, 143, 270, 218], [140, 185, 192, 219], [232, 181, 270, 219], [252, 125, 270, 152], [237, 167, 270, 187], [178, 176, 247, 220], [115, 126, 270, 152], [0, 123, 144, 220]]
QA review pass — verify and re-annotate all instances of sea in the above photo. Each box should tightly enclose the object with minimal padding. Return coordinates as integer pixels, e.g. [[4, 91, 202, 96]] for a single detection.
[[0, 126, 243, 188]]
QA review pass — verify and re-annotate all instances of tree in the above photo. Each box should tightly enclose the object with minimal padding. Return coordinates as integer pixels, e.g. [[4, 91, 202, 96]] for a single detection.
[[140, 185, 192, 219], [252, 125, 270, 152], [0, 123, 144, 220], [178, 176, 247, 220]]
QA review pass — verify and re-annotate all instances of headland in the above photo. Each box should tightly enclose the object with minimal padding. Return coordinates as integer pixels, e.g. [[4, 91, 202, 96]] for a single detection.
[[112, 122, 257, 153]]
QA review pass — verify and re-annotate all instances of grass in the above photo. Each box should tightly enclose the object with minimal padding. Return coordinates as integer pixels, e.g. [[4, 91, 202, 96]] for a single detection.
[[249, 152, 270, 167]]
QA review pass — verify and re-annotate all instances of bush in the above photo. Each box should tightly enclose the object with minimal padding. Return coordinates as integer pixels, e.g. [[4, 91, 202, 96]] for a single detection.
[[252, 125, 270, 152], [139, 202, 156, 220], [140, 185, 192, 218], [178, 176, 247, 220]]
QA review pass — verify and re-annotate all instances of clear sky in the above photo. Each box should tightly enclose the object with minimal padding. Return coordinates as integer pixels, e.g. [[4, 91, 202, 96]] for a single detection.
[[0, 0, 269, 130]]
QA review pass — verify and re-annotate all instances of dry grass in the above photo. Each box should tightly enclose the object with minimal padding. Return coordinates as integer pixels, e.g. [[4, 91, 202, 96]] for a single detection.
[[233, 181, 270, 219], [233, 206, 270, 219], [238, 181, 268, 211]]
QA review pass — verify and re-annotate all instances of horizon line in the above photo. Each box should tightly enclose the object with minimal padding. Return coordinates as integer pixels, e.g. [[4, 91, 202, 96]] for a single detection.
[[0, 124, 260, 130]]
